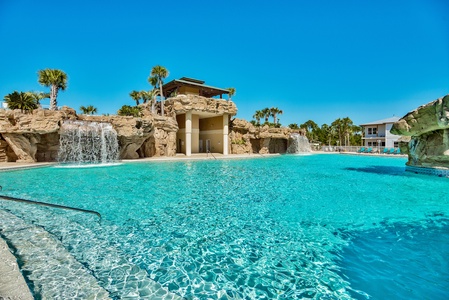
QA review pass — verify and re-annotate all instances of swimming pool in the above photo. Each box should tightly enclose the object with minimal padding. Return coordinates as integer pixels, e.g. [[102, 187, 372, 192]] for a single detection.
[[0, 154, 448, 299]]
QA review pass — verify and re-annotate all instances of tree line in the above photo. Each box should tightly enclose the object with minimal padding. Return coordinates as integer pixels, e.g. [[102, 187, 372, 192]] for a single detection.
[[289, 118, 362, 146]]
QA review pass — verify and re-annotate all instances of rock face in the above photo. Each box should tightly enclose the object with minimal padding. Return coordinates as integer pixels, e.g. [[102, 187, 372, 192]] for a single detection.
[[164, 95, 238, 117], [0, 97, 308, 163], [229, 118, 306, 154], [391, 94, 449, 168], [0, 107, 178, 162]]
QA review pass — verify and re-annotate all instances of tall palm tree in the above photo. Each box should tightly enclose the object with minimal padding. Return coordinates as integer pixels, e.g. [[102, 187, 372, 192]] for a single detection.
[[4, 91, 38, 112], [149, 65, 169, 116], [79, 105, 98, 115], [130, 90, 141, 105], [227, 87, 236, 101], [270, 107, 283, 124], [37, 69, 68, 111]]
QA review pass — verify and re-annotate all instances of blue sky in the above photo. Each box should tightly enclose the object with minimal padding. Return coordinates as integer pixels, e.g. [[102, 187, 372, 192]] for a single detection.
[[1, 0, 448, 126]]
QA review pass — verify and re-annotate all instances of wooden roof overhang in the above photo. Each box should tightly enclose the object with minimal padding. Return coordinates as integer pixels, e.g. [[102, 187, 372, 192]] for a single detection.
[[163, 78, 230, 98]]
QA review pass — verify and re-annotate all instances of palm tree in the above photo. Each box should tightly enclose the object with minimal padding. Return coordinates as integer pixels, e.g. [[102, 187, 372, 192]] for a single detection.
[[301, 120, 319, 142], [28, 91, 49, 107], [4, 91, 38, 112], [227, 87, 236, 101], [130, 90, 141, 105], [117, 105, 142, 117], [288, 123, 299, 129], [37, 69, 68, 111], [79, 105, 98, 115], [252, 110, 264, 126], [261, 108, 271, 123], [148, 89, 160, 114], [270, 107, 283, 124], [140, 90, 151, 104], [149, 65, 169, 116]]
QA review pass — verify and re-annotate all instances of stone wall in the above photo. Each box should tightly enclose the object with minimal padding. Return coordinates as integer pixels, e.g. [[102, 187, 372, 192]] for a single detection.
[[229, 118, 304, 154], [164, 94, 238, 117], [0, 107, 178, 162], [391, 94, 449, 168]]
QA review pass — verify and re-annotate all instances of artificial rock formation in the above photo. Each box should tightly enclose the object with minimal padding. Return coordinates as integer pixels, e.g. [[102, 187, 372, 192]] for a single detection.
[[391, 94, 449, 168], [0, 107, 178, 162], [164, 95, 238, 117], [229, 118, 305, 154]]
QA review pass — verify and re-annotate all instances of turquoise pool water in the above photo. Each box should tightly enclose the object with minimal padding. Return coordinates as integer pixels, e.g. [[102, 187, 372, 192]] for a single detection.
[[0, 154, 448, 299]]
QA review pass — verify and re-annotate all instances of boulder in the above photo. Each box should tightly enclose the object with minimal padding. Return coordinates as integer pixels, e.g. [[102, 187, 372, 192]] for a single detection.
[[391, 94, 449, 168]]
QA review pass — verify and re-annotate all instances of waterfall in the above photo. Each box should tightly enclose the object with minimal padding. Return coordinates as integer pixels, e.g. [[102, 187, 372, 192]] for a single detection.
[[58, 120, 119, 164], [286, 133, 312, 153]]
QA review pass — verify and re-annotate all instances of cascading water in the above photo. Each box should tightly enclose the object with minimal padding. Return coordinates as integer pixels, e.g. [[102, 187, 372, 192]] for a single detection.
[[286, 133, 312, 153], [58, 120, 119, 164]]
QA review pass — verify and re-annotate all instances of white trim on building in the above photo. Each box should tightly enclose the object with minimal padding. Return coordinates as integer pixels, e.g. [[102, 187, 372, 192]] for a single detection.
[[361, 116, 401, 149]]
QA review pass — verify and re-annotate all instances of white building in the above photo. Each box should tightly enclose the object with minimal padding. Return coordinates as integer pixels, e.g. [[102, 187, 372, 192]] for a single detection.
[[361, 116, 401, 149]]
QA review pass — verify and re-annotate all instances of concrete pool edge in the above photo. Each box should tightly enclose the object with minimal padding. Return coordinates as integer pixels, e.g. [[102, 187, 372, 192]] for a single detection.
[[0, 236, 34, 300]]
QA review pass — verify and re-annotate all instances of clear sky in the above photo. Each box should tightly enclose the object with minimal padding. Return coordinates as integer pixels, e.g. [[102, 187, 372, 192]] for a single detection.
[[1, 0, 448, 126]]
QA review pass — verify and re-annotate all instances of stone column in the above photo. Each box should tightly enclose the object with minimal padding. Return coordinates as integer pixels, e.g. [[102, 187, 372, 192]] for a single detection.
[[223, 113, 229, 155], [186, 111, 192, 156]]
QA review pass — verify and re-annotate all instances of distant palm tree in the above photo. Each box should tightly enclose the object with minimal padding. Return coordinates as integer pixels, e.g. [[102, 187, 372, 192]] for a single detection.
[[150, 65, 169, 116], [37, 69, 68, 111], [227, 87, 236, 101], [79, 105, 98, 115], [288, 123, 299, 129], [270, 107, 283, 124], [130, 90, 141, 105], [4, 91, 38, 112]]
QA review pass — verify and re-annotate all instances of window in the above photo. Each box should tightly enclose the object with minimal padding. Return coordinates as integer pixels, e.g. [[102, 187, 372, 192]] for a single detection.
[[368, 128, 372, 134], [382, 142, 385, 146], [373, 128, 377, 135], [394, 142, 399, 148]]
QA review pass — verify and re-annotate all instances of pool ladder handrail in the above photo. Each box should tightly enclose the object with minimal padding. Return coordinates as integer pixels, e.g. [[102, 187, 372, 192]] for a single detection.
[[0, 187, 101, 220], [207, 150, 217, 160]]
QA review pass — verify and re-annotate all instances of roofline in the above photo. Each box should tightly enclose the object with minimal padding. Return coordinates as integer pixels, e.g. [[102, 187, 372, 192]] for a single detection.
[[163, 79, 230, 94], [360, 118, 400, 126]]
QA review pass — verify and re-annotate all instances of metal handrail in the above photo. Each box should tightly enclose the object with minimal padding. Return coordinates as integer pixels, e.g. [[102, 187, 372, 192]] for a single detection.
[[0, 189, 101, 220], [207, 150, 217, 160]]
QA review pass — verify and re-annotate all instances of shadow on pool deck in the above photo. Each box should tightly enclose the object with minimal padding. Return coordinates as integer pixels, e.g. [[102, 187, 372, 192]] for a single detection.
[[344, 166, 406, 176]]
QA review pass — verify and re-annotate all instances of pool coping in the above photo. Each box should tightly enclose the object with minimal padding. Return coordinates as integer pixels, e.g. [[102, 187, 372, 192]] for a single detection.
[[0, 151, 410, 171]]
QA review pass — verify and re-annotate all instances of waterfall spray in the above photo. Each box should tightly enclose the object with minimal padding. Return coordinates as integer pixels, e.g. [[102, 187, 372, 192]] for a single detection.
[[58, 120, 119, 164]]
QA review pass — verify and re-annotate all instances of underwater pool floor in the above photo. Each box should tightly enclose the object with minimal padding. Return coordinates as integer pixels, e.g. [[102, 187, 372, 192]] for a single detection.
[[0, 154, 448, 299]]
